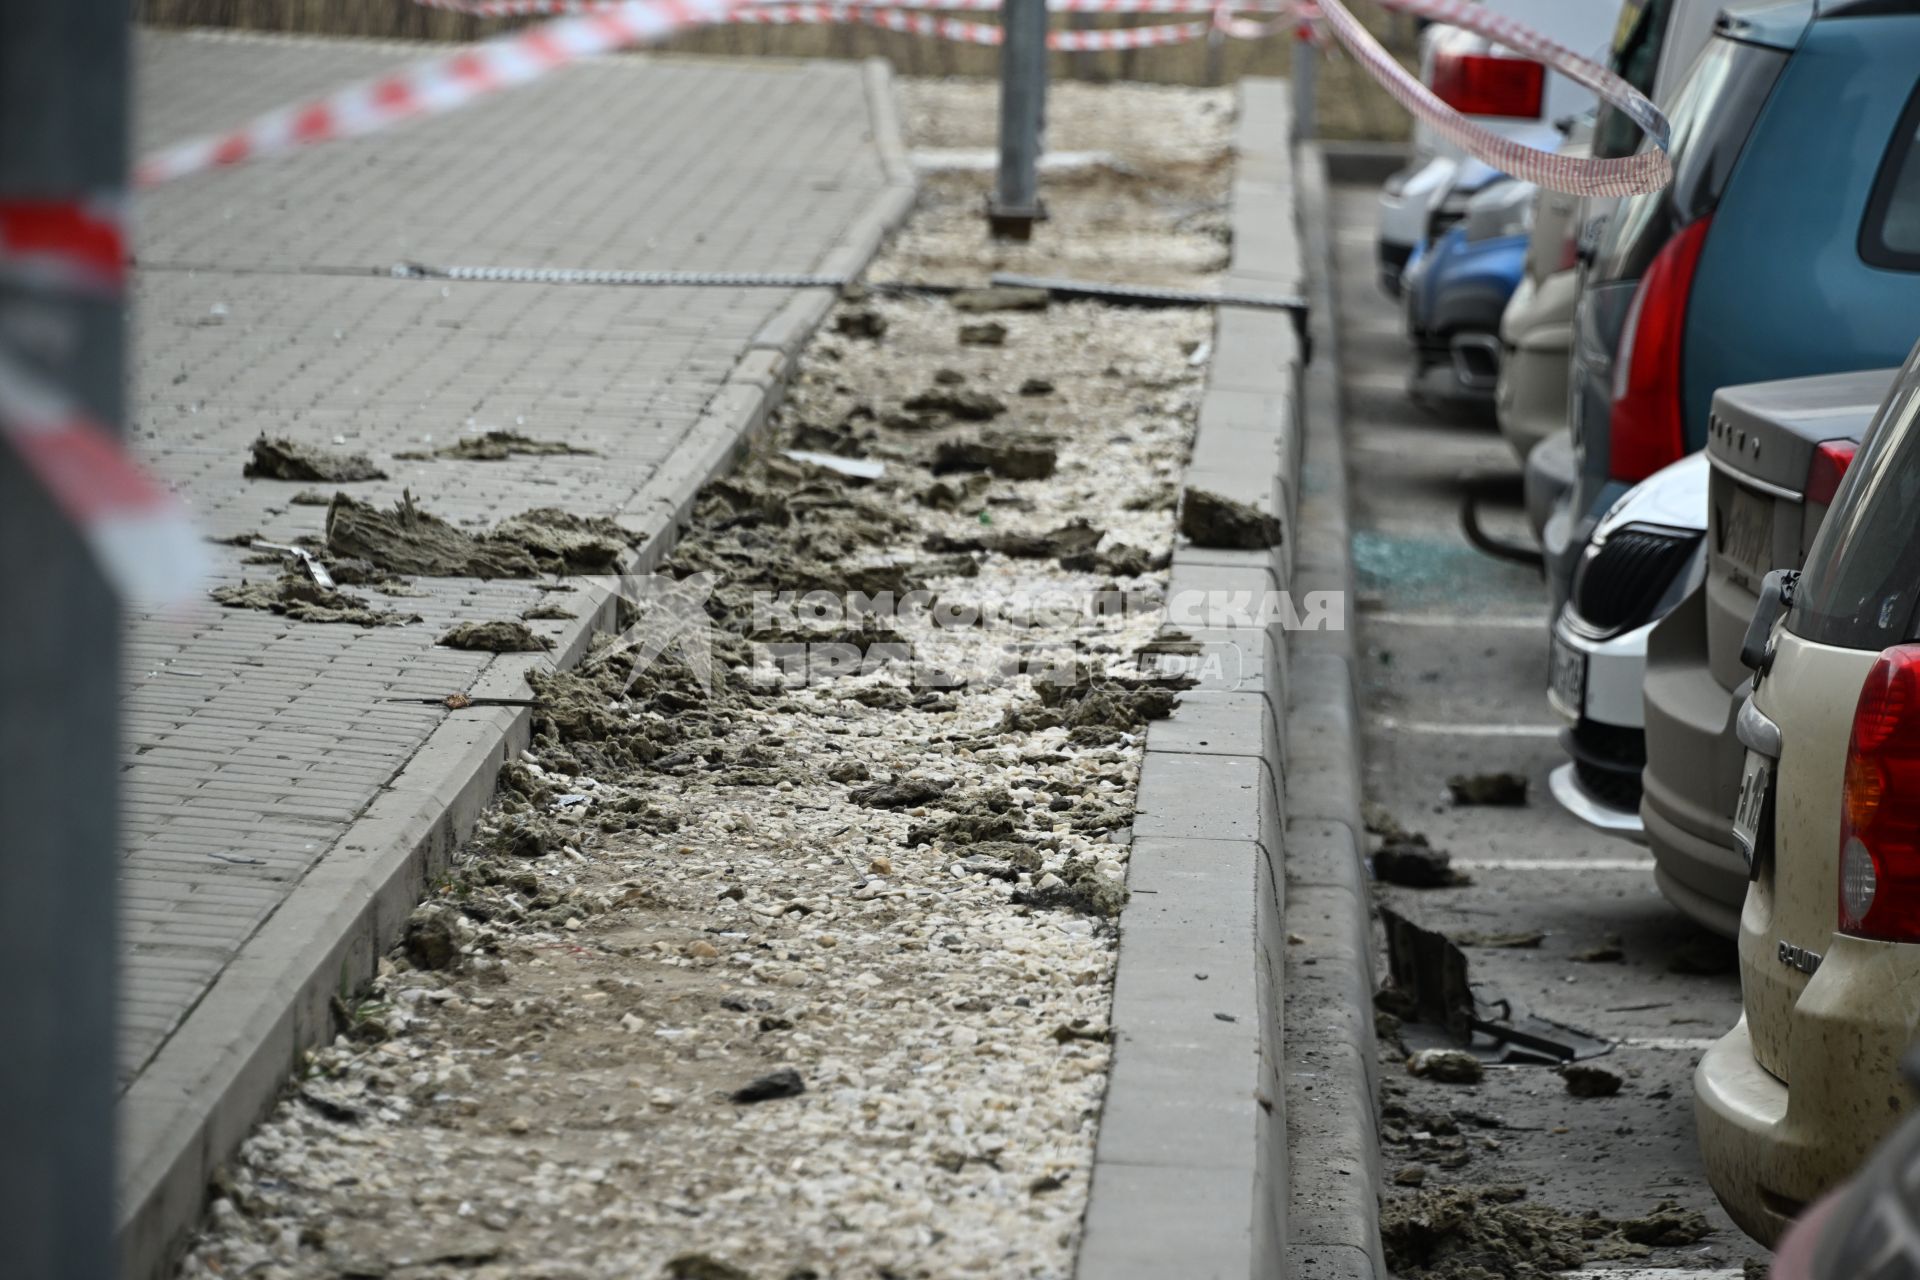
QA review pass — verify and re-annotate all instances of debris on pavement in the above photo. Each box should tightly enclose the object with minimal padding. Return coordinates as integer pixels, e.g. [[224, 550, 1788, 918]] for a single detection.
[[210, 571, 421, 627], [729, 1067, 806, 1104], [1447, 771, 1529, 806], [1179, 487, 1282, 549], [244, 435, 387, 482], [438, 620, 554, 653], [958, 320, 1006, 346], [1561, 1063, 1624, 1098], [833, 306, 887, 339], [326, 494, 633, 578], [1374, 833, 1469, 888], [903, 383, 1005, 421], [1454, 930, 1545, 950], [782, 449, 887, 481], [1409, 1048, 1485, 1085], [172, 78, 1234, 1280], [1382, 1187, 1711, 1279], [397, 430, 598, 462], [1573, 936, 1626, 964]]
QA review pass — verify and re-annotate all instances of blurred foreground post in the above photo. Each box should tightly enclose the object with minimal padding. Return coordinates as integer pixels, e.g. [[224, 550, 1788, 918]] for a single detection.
[[0, 3, 129, 1277], [1291, 24, 1318, 139], [989, 0, 1048, 239]]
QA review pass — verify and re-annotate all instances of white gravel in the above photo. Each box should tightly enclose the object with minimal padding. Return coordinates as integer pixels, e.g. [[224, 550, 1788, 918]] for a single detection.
[[174, 77, 1230, 1280]]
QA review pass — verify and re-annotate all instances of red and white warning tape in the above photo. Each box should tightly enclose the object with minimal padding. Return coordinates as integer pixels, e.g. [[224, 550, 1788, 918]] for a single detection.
[[0, 347, 207, 607], [133, 0, 1671, 195], [135, 0, 744, 187], [1326, 0, 1671, 196]]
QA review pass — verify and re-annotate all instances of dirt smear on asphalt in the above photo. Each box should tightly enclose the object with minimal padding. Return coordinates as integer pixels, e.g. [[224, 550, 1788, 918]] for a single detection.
[[175, 80, 1230, 1280]]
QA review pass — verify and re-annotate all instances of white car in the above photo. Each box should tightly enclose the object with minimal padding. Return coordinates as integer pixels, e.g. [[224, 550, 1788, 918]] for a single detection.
[[1696, 339, 1920, 1244], [1547, 451, 1706, 838], [1377, 0, 1623, 296]]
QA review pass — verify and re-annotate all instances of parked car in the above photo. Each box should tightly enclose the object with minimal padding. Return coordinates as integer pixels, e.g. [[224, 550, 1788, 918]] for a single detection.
[[1763, 1046, 1920, 1279], [1546, 0, 1920, 614], [1403, 173, 1542, 404], [1377, 1, 1620, 296], [1547, 451, 1706, 837], [1642, 367, 1891, 938], [1695, 338, 1920, 1244], [1498, 0, 1721, 470]]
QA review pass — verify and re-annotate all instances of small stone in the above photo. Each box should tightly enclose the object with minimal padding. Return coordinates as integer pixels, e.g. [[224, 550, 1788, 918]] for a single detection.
[[1407, 1048, 1484, 1085], [868, 855, 894, 876], [730, 1067, 805, 1104], [1561, 1063, 1623, 1098], [833, 307, 887, 340], [1180, 488, 1282, 550], [1393, 1164, 1428, 1187], [1019, 377, 1054, 396], [506, 1116, 531, 1135], [934, 368, 966, 385], [685, 940, 719, 960]]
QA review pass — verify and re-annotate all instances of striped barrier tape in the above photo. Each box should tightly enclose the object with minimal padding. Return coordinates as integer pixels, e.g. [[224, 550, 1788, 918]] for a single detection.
[[135, 0, 745, 187], [0, 347, 207, 607], [1322, 0, 1672, 196], [414, 0, 1291, 14], [131, 0, 1671, 195]]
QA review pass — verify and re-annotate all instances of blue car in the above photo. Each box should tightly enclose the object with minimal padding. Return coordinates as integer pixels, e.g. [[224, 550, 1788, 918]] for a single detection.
[[1405, 177, 1537, 402], [1547, 0, 1920, 610]]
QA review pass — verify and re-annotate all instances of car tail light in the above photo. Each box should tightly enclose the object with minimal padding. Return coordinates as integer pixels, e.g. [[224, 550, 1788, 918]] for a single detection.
[[1431, 50, 1546, 119], [1837, 645, 1920, 941], [1807, 440, 1859, 507], [1608, 217, 1714, 484]]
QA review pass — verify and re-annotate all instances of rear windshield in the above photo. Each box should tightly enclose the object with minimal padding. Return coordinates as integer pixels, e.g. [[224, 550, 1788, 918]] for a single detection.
[[1862, 81, 1920, 272], [1592, 35, 1787, 283], [1593, 0, 1673, 160], [1791, 363, 1920, 649]]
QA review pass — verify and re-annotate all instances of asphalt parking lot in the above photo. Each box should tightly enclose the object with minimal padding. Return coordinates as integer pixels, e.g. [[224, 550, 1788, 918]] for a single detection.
[[1332, 179, 1770, 1274]]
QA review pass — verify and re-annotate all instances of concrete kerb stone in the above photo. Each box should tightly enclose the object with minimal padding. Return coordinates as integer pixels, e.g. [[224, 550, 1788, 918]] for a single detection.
[[1076, 77, 1303, 1280], [116, 66, 918, 1280], [1280, 140, 1386, 1280]]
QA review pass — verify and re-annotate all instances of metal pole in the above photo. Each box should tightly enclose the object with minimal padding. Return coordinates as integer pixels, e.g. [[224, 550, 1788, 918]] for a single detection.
[[988, 0, 1048, 240], [1291, 25, 1318, 141], [0, 2, 129, 1277]]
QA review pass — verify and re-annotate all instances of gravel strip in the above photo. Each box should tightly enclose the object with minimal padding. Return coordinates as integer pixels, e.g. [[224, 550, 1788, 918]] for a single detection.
[[174, 79, 1230, 1280]]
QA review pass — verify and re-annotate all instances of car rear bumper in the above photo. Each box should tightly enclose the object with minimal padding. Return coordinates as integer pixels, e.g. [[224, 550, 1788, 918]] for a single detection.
[[1496, 270, 1576, 464], [1698, 934, 1920, 1246], [1642, 597, 1748, 937]]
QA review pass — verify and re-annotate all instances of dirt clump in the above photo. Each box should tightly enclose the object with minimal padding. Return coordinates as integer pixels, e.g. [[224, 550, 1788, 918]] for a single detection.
[[850, 777, 950, 809], [950, 285, 1051, 313], [959, 321, 1006, 346], [1561, 1063, 1623, 1098], [904, 385, 1005, 422], [1180, 487, 1282, 550], [1384, 1187, 1712, 1279], [1374, 834, 1469, 888], [834, 307, 887, 340], [326, 494, 632, 578], [933, 431, 1059, 480], [244, 435, 387, 483], [402, 430, 597, 462], [210, 572, 421, 627], [1408, 1048, 1484, 1085], [1014, 859, 1128, 918], [1020, 377, 1055, 396], [402, 903, 463, 971], [438, 620, 552, 653]]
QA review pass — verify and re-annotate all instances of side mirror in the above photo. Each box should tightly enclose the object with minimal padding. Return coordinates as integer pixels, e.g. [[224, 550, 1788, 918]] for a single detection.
[[1740, 569, 1800, 673]]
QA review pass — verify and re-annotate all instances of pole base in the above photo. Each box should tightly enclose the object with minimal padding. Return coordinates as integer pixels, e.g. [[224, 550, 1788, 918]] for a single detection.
[[986, 198, 1047, 243]]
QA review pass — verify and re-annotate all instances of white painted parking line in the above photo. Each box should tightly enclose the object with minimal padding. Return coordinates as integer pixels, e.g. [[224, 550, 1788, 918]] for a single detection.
[[1364, 611, 1550, 630], [1620, 1037, 1721, 1052], [1453, 858, 1652, 872], [1374, 717, 1562, 738]]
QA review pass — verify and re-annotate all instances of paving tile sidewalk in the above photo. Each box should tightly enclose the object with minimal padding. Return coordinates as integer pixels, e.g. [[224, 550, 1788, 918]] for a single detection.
[[120, 30, 911, 1272]]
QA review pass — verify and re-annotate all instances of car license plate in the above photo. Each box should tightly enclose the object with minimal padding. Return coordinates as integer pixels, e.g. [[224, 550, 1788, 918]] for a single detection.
[[1715, 482, 1774, 590], [1732, 748, 1775, 877], [1548, 632, 1586, 720]]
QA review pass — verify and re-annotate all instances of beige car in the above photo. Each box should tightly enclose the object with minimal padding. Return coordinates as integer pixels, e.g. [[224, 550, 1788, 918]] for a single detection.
[[1696, 342, 1920, 1244]]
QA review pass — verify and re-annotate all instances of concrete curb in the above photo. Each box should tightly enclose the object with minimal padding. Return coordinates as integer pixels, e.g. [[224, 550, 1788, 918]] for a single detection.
[[1283, 141, 1386, 1280], [116, 64, 917, 1279], [1077, 78, 1306, 1280]]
